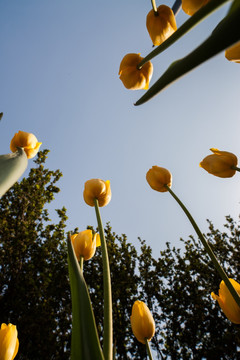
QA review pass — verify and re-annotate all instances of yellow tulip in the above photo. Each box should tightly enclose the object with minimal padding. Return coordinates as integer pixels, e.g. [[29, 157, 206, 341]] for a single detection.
[[146, 166, 172, 192], [225, 42, 240, 64], [182, 0, 210, 16], [199, 148, 238, 178], [71, 230, 101, 261], [130, 301, 155, 344], [146, 5, 177, 46], [83, 178, 111, 207], [0, 323, 19, 360], [10, 131, 42, 159], [211, 279, 240, 324], [119, 53, 153, 90]]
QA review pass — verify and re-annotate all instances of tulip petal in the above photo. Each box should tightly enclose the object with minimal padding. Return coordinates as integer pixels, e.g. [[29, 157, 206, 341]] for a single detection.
[[146, 5, 177, 46], [0, 323, 19, 360], [131, 301, 155, 344], [83, 179, 111, 207], [200, 148, 237, 178], [212, 279, 240, 324], [119, 53, 153, 90]]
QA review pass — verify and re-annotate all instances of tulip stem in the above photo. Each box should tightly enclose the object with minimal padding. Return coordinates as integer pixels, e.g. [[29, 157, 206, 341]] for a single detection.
[[165, 185, 240, 309], [151, 0, 158, 15], [94, 199, 113, 360], [145, 339, 154, 360], [232, 166, 240, 172], [172, 0, 182, 15]]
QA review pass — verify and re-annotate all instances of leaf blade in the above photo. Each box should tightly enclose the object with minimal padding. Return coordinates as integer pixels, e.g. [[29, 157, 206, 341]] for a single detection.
[[67, 235, 104, 360], [0, 148, 28, 197]]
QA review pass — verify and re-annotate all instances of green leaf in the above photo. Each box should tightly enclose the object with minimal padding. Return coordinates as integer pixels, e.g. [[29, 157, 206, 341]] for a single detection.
[[0, 147, 28, 197], [67, 235, 104, 360], [227, 0, 240, 15], [135, 5, 240, 105]]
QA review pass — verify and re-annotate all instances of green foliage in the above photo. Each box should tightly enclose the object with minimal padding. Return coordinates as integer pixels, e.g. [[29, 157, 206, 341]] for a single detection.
[[1, 153, 240, 359], [0, 150, 71, 360]]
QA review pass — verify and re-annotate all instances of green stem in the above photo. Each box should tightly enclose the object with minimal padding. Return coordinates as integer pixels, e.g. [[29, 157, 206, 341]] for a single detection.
[[232, 166, 240, 172], [94, 199, 113, 360], [165, 185, 240, 308], [145, 339, 154, 360], [79, 256, 84, 274], [151, 0, 158, 15]]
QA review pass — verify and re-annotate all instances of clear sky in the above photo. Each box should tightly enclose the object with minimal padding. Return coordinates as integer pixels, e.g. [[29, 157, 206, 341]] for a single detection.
[[1, 0, 240, 258]]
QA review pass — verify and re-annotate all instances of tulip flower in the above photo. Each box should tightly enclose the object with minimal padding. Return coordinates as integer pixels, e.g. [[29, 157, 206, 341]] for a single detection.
[[146, 166, 172, 192], [10, 131, 42, 159], [146, 5, 177, 46], [119, 53, 153, 90], [225, 42, 240, 64], [130, 301, 155, 344], [199, 148, 238, 178], [83, 178, 111, 207], [71, 230, 101, 261], [0, 323, 19, 360], [182, 0, 210, 16], [211, 279, 240, 324]]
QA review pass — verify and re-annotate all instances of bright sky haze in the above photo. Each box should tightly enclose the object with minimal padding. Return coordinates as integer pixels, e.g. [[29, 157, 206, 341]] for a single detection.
[[1, 0, 240, 258]]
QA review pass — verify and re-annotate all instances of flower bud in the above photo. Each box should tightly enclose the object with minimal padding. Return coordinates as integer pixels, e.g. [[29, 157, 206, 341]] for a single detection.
[[146, 166, 172, 192], [225, 42, 240, 64], [0, 323, 19, 360], [71, 230, 101, 261], [146, 5, 177, 46], [211, 279, 240, 324], [119, 53, 153, 90], [130, 301, 155, 344], [182, 0, 210, 16], [200, 148, 238, 178], [10, 131, 42, 159], [83, 179, 111, 207]]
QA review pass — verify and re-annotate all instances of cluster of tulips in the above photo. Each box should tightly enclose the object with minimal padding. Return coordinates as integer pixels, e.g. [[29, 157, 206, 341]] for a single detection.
[[1, 131, 240, 359], [118, 0, 240, 105], [0, 1, 239, 359]]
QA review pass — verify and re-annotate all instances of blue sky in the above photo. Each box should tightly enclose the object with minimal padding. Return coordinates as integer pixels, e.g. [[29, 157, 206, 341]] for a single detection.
[[1, 0, 240, 259]]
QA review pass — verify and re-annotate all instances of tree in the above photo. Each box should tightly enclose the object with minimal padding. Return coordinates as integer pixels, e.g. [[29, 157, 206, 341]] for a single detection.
[[138, 218, 240, 359], [0, 150, 71, 359], [1, 151, 240, 359]]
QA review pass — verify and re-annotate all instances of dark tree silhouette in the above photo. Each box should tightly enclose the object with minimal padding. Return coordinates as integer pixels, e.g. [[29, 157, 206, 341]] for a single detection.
[[1, 151, 240, 359]]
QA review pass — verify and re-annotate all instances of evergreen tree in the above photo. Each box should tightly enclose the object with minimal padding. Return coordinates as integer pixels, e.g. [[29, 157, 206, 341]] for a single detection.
[[0, 150, 71, 359]]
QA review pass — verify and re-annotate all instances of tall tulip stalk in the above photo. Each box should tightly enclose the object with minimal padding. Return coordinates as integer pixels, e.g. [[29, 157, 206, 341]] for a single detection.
[[146, 165, 240, 310], [94, 198, 113, 360], [165, 184, 240, 309], [68, 178, 112, 360]]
